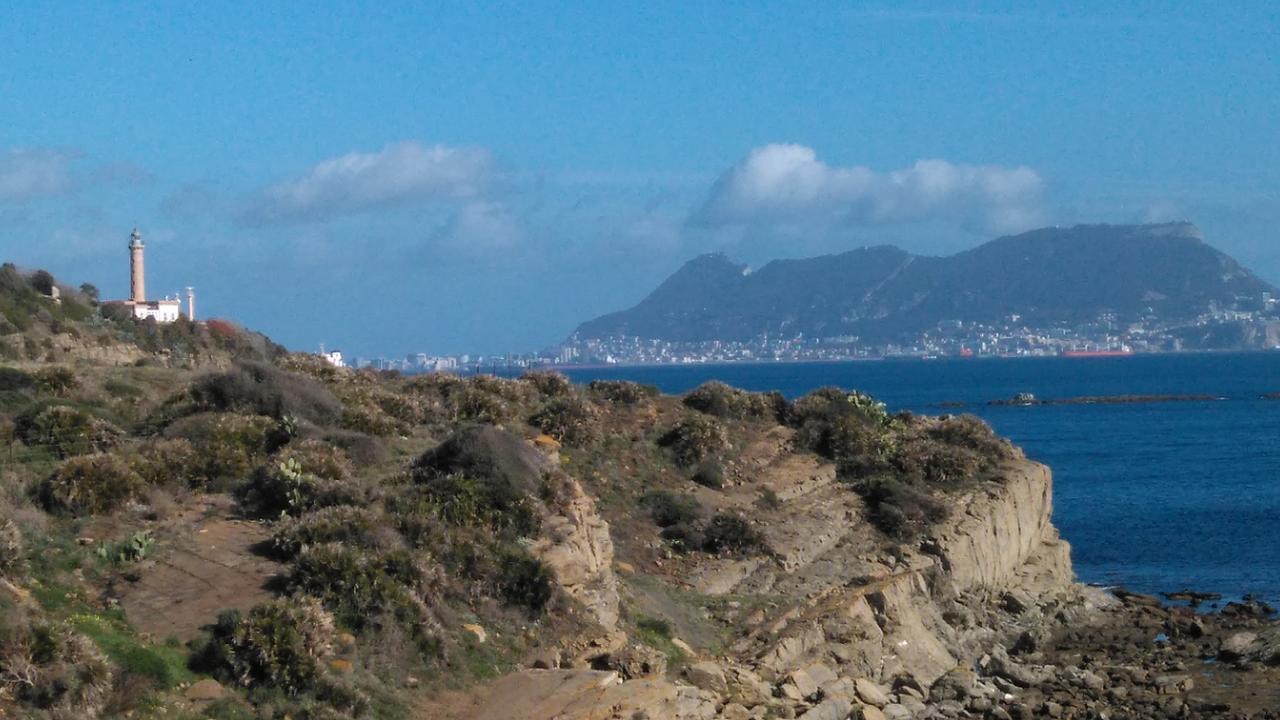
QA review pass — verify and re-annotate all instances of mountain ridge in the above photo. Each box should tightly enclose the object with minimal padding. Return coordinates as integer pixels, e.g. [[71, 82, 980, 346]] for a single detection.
[[573, 222, 1277, 344]]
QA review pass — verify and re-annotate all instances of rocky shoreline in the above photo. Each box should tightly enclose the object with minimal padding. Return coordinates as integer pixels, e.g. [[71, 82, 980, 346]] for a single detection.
[[1004, 589, 1280, 719]]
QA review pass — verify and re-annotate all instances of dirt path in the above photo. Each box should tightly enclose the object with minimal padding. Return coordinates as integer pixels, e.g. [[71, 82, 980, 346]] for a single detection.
[[117, 516, 283, 641]]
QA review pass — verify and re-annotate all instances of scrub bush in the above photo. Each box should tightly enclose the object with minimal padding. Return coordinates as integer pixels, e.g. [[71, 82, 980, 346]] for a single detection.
[[0, 519, 24, 577], [521, 370, 573, 398], [39, 454, 144, 515], [529, 396, 600, 445], [189, 361, 342, 425], [701, 513, 767, 556], [691, 459, 725, 489], [15, 403, 123, 458], [683, 381, 786, 421], [0, 619, 113, 715], [587, 380, 659, 406], [659, 414, 728, 467], [287, 544, 420, 629], [202, 598, 335, 695], [271, 506, 386, 559], [853, 476, 949, 541], [639, 490, 703, 528], [126, 438, 203, 488]]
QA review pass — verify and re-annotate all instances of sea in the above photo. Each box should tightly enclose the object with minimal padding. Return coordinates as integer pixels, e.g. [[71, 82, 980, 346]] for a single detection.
[[562, 352, 1280, 606]]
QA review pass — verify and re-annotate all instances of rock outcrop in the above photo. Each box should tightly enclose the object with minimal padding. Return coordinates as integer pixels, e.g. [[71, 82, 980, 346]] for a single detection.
[[529, 475, 620, 630]]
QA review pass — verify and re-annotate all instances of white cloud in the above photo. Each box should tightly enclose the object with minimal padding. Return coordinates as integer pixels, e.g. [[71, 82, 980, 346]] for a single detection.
[[243, 141, 494, 224], [442, 200, 523, 249], [0, 148, 76, 202], [694, 144, 1046, 235]]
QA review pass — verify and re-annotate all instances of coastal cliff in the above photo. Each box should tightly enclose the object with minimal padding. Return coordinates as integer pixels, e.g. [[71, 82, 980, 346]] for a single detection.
[[442, 452, 1090, 720], [1, 290, 1276, 720]]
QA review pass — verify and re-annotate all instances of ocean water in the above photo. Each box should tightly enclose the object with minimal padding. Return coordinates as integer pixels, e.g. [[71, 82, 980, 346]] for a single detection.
[[563, 353, 1280, 605]]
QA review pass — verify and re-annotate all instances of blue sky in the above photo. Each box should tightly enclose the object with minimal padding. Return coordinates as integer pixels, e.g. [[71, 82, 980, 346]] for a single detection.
[[1, 2, 1277, 356]]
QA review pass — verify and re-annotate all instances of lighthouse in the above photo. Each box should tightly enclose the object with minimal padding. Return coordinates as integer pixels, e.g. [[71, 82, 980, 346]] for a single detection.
[[117, 228, 183, 323], [129, 228, 145, 302]]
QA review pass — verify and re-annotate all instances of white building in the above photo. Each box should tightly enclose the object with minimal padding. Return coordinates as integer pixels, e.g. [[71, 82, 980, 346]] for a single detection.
[[320, 349, 346, 368]]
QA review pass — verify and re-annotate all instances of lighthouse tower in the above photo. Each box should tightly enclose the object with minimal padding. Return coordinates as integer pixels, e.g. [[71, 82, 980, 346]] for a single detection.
[[119, 227, 182, 322], [129, 228, 145, 302]]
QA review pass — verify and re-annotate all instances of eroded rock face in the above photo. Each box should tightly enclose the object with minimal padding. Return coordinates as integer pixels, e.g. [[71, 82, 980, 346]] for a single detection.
[[529, 475, 620, 630], [931, 461, 1075, 600], [741, 458, 1075, 691]]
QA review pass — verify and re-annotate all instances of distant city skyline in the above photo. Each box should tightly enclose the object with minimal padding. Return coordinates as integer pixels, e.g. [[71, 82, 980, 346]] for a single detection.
[[1, 3, 1277, 357]]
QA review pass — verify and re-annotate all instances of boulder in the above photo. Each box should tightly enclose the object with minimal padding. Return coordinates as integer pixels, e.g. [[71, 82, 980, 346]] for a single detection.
[[725, 666, 773, 707], [184, 678, 226, 702], [685, 661, 728, 695], [1218, 631, 1258, 660], [785, 667, 820, 699], [853, 678, 890, 707], [608, 644, 668, 679], [928, 667, 974, 701], [857, 706, 887, 720], [881, 704, 913, 720], [797, 698, 852, 720]]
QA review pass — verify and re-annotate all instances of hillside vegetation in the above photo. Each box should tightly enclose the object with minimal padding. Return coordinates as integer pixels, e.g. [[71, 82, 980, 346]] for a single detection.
[[0, 268, 1024, 719]]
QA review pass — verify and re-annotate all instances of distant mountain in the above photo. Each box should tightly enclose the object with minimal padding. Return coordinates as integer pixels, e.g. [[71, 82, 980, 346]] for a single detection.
[[573, 223, 1278, 344]]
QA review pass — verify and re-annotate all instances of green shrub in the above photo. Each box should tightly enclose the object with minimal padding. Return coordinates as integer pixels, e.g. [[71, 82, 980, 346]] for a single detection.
[[288, 544, 420, 628], [0, 518, 24, 577], [33, 366, 79, 396], [29, 269, 56, 296], [452, 386, 512, 424], [853, 476, 949, 541], [39, 453, 144, 515], [239, 454, 364, 519], [640, 490, 704, 528], [756, 487, 783, 510], [659, 522, 704, 553], [413, 473, 539, 536], [172, 414, 284, 483], [271, 506, 385, 559], [790, 388, 898, 474], [701, 514, 767, 556], [495, 547, 553, 612], [926, 414, 1015, 466], [320, 429, 386, 466], [96, 530, 155, 565], [0, 366, 34, 391], [127, 438, 204, 488], [659, 414, 728, 467], [341, 400, 405, 436], [587, 380, 659, 406], [15, 403, 123, 458], [691, 459, 725, 489], [370, 388, 426, 424], [202, 598, 335, 695], [892, 437, 982, 489], [521, 370, 573, 398], [411, 427, 548, 537], [189, 361, 343, 425], [276, 439, 355, 482], [529, 396, 600, 445], [0, 619, 113, 715], [102, 379, 145, 399], [683, 381, 786, 421]]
